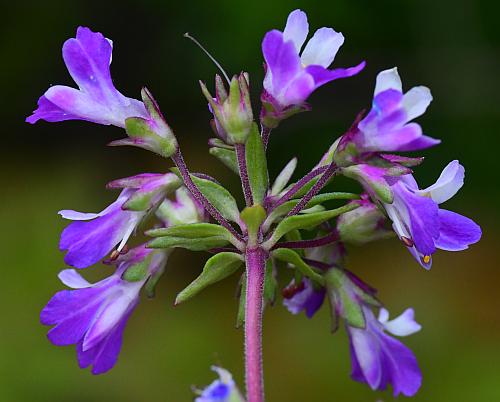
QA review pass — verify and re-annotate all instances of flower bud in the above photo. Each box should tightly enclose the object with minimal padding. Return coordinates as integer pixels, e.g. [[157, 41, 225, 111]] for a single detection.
[[201, 73, 254, 144], [337, 197, 393, 245]]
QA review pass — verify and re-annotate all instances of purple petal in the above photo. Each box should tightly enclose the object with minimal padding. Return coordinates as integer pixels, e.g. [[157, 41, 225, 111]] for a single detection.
[[262, 30, 302, 104], [60, 208, 140, 268], [435, 209, 482, 251], [282, 9, 309, 52], [77, 305, 135, 375], [396, 134, 441, 151], [305, 61, 365, 87], [283, 279, 326, 318], [349, 326, 382, 389], [282, 73, 315, 106], [26, 95, 80, 124], [419, 160, 464, 204], [301, 27, 344, 68]]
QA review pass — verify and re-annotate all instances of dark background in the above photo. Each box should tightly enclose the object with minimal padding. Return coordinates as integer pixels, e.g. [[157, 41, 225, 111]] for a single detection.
[[2, 0, 499, 401]]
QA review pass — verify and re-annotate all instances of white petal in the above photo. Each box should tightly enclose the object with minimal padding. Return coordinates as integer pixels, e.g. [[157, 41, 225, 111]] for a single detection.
[[380, 308, 422, 337], [211, 366, 234, 384], [271, 157, 297, 195], [300, 28, 344, 68], [283, 9, 309, 53], [374, 67, 402, 95], [58, 269, 92, 288], [377, 307, 390, 324], [58, 210, 101, 220], [402, 86, 433, 121], [418, 160, 465, 204]]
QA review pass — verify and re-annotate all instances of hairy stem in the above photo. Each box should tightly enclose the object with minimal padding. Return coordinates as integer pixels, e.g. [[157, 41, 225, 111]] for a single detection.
[[245, 247, 266, 402], [235, 143, 254, 206], [286, 162, 338, 217], [271, 165, 329, 209], [261, 126, 272, 150], [171, 149, 242, 239]]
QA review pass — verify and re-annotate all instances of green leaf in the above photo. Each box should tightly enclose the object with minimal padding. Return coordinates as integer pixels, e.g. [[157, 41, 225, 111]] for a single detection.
[[263, 259, 277, 306], [240, 205, 266, 246], [263, 192, 359, 232], [147, 223, 231, 239], [175, 252, 243, 305], [245, 125, 268, 204], [236, 273, 246, 328], [263, 203, 359, 248], [122, 256, 151, 282], [271, 157, 297, 195], [148, 236, 230, 251], [170, 169, 241, 223], [271, 248, 324, 285], [209, 147, 239, 174]]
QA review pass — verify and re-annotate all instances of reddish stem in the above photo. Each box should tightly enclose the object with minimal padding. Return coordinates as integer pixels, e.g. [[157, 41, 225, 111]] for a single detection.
[[244, 247, 267, 402], [271, 230, 339, 250], [235, 143, 254, 206]]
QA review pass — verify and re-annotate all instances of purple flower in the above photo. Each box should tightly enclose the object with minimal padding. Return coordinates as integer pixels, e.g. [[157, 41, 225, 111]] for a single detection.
[[343, 67, 440, 153], [348, 307, 422, 397], [262, 9, 364, 112], [40, 246, 168, 374], [26, 27, 147, 127], [195, 366, 244, 402], [283, 278, 326, 318], [60, 173, 178, 269], [383, 160, 482, 269]]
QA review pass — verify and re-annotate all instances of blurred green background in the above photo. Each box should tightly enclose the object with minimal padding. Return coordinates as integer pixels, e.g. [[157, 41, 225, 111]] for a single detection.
[[2, 0, 499, 401]]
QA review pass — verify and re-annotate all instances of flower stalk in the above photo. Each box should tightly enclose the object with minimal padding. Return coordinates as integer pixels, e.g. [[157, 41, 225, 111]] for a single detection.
[[244, 247, 267, 402]]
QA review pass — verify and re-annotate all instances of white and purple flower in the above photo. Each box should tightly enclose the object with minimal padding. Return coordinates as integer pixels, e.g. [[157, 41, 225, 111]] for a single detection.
[[195, 366, 245, 402], [60, 173, 180, 269], [283, 278, 326, 318], [348, 307, 422, 397], [347, 67, 440, 154], [27, 27, 147, 127], [261, 9, 364, 117], [40, 246, 168, 374], [383, 160, 482, 269]]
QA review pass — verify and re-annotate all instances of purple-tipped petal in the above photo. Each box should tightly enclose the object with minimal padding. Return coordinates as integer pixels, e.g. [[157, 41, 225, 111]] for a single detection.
[[419, 160, 464, 204], [396, 134, 441, 151], [435, 209, 482, 251], [283, 279, 326, 318], [283, 9, 309, 52], [301, 27, 344, 68], [27, 27, 146, 127]]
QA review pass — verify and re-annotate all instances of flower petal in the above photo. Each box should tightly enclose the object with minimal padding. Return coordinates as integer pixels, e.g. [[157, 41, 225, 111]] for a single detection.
[[349, 326, 382, 389], [395, 134, 441, 151], [26, 95, 80, 124], [305, 61, 365, 87], [301, 27, 344, 68], [58, 269, 92, 289], [402, 86, 433, 121], [435, 209, 482, 251], [374, 68, 402, 95], [283, 9, 309, 53], [379, 308, 422, 337], [419, 160, 464, 204]]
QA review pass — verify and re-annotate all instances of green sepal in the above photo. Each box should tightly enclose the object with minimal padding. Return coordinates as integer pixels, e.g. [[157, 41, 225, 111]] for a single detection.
[[209, 147, 239, 174], [245, 125, 268, 204], [263, 259, 278, 306], [263, 203, 359, 248], [122, 255, 151, 282], [236, 273, 246, 328], [175, 252, 243, 305], [240, 205, 266, 247], [341, 165, 393, 204], [271, 157, 297, 196], [148, 236, 230, 251], [271, 248, 324, 286], [122, 177, 182, 211], [170, 168, 241, 223]]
